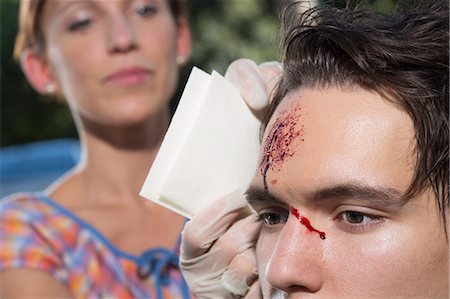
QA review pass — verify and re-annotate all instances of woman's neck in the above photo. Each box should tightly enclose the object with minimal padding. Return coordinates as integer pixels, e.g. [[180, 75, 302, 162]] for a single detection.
[[48, 110, 170, 207]]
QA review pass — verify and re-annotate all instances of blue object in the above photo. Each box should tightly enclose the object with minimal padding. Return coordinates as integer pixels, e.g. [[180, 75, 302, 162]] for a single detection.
[[0, 139, 80, 197], [137, 247, 191, 299]]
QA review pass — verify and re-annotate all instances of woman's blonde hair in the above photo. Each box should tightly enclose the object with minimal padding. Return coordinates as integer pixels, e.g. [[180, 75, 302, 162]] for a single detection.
[[14, 0, 46, 61]]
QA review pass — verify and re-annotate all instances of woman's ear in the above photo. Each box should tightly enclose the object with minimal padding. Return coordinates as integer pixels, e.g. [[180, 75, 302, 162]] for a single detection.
[[175, 17, 191, 64], [20, 49, 59, 94]]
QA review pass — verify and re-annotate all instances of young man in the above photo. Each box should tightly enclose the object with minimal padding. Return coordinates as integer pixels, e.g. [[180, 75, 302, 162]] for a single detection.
[[181, 2, 449, 298]]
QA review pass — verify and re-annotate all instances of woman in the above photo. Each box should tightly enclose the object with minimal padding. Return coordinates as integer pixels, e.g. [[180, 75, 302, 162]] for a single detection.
[[0, 0, 192, 297]]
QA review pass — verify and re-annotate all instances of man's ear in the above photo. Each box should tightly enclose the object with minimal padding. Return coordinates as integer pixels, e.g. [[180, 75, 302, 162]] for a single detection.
[[175, 17, 191, 64], [20, 49, 58, 94]]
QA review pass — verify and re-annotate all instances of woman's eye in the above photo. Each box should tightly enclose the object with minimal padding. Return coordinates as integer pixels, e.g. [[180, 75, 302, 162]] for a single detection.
[[257, 211, 288, 226], [68, 19, 91, 32], [135, 4, 158, 17]]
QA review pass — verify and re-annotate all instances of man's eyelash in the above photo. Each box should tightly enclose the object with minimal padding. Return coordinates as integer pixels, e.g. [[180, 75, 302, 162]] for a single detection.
[[336, 211, 385, 233], [255, 211, 289, 227]]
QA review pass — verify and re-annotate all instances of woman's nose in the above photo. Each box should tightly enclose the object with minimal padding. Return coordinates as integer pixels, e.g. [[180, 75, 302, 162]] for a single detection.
[[265, 215, 324, 294], [107, 15, 137, 53]]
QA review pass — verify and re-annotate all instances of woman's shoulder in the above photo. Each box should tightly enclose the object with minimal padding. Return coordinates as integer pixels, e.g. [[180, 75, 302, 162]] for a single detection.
[[0, 193, 65, 224], [1, 193, 47, 222], [0, 193, 70, 274], [1, 192, 71, 234], [0, 193, 83, 247]]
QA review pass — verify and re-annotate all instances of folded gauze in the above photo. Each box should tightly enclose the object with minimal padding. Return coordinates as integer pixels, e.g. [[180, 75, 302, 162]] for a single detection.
[[140, 67, 261, 218]]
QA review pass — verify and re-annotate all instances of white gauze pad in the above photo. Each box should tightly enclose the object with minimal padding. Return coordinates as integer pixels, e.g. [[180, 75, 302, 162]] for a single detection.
[[139, 67, 261, 218]]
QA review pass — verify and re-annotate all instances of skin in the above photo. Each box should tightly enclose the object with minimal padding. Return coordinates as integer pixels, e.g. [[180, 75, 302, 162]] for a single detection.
[[247, 86, 449, 298], [1, 0, 191, 297]]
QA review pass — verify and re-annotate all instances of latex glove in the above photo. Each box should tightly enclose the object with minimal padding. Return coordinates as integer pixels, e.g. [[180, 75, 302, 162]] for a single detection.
[[180, 190, 262, 299], [225, 58, 282, 119]]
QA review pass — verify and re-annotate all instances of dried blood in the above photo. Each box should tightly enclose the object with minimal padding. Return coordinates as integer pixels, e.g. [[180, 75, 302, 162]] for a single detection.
[[260, 106, 304, 191]]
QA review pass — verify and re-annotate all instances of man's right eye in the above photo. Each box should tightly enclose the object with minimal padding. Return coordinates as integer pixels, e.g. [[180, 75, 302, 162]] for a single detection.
[[256, 211, 288, 226]]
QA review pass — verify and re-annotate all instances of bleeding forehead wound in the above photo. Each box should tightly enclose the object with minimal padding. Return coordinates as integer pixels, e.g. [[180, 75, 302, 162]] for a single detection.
[[260, 105, 304, 190]]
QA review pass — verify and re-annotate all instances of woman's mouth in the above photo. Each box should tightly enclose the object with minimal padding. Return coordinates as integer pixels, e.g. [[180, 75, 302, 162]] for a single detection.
[[103, 67, 152, 87]]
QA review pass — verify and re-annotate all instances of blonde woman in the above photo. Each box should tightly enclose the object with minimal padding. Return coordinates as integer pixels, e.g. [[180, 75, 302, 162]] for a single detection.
[[0, 0, 192, 297]]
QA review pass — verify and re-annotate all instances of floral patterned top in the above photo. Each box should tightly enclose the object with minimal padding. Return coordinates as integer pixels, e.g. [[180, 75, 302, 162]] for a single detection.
[[0, 193, 192, 299]]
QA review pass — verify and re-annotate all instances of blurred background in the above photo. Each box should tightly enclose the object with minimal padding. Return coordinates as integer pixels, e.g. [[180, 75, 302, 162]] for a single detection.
[[0, 0, 396, 196]]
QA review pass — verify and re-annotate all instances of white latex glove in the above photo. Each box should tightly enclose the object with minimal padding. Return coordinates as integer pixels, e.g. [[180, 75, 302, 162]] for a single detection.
[[225, 58, 282, 117], [180, 191, 261, 299], [180, 59, 281, 299]]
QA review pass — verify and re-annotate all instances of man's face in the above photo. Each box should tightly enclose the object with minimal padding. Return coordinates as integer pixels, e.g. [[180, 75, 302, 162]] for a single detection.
[[247, 86, 449, 298]]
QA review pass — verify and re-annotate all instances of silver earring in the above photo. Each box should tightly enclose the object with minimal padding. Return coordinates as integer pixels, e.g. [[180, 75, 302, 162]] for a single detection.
[[176, 55, 185, 65], [46, 83, 55, 93]]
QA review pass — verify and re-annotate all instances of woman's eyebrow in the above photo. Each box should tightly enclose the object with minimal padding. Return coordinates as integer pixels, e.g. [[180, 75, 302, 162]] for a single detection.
[[55, 0, 96, 15]]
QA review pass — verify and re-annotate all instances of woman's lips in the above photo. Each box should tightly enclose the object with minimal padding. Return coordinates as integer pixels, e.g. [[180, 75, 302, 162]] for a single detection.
[[103, 67, 152, 87]]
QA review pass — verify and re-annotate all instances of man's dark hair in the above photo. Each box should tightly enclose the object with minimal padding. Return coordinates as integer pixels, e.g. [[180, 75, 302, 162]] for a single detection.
[[264, 1, 449, 229]]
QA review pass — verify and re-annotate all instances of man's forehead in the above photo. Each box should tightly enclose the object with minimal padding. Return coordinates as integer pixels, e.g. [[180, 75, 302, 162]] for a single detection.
[[265, 86, 411, 139], [258, 86, 416, 197]]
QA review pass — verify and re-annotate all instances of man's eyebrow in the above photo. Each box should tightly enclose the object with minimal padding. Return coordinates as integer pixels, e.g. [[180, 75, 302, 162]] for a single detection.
[[306, 183, 405, 207], [245, 183, 405, 208], [245, 186, 288, 207]]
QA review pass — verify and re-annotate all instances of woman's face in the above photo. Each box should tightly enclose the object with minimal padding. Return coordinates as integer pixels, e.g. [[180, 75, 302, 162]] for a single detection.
[[39, 0, 190, 126]]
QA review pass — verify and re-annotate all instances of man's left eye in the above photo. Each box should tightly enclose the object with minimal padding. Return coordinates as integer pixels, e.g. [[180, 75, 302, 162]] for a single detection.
[[344, 211, 366, 223], [335, 210, 385, 233], [342, 211, 383, 224]]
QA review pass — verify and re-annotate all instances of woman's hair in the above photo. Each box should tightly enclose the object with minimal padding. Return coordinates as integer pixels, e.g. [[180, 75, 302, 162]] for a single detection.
[[13, 0, 186, 60], [265, 1, 449, 227]]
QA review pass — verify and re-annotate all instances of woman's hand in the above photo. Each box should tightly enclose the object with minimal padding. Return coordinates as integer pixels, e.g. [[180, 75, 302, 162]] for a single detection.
[[225, 58, 282, 120], [180, 192, 261, 299]]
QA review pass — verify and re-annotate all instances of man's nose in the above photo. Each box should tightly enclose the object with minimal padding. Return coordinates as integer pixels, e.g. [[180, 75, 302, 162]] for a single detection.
[[265, 215, 324, 294], [107, 15, 137, 53]]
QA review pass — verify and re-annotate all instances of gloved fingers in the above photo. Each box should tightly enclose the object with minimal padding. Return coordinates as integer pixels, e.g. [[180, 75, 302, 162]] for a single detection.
[[225, 58, 269, 112], [182, 212, 260, 269], [258, 61, 282, 102], [244, 279, 262, 299], [179, 218, 260, 299], [179, 191, 261, 299], [209, 215, 260, 269], [221, 247, 258, 297], [181, 190, 254, 259]]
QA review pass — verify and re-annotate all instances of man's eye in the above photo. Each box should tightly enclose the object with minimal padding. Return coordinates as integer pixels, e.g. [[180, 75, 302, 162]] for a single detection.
[[257, 212, 288, 226], [344, 211, 366, 223], [342, 211, 380, 224], [336, 210, 385, 233]]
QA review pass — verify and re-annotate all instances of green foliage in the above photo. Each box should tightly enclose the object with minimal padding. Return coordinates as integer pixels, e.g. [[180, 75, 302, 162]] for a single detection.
[[171, 0, 281, 115], [1, 0, 76, 147], [188, 0, 280, 73]]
